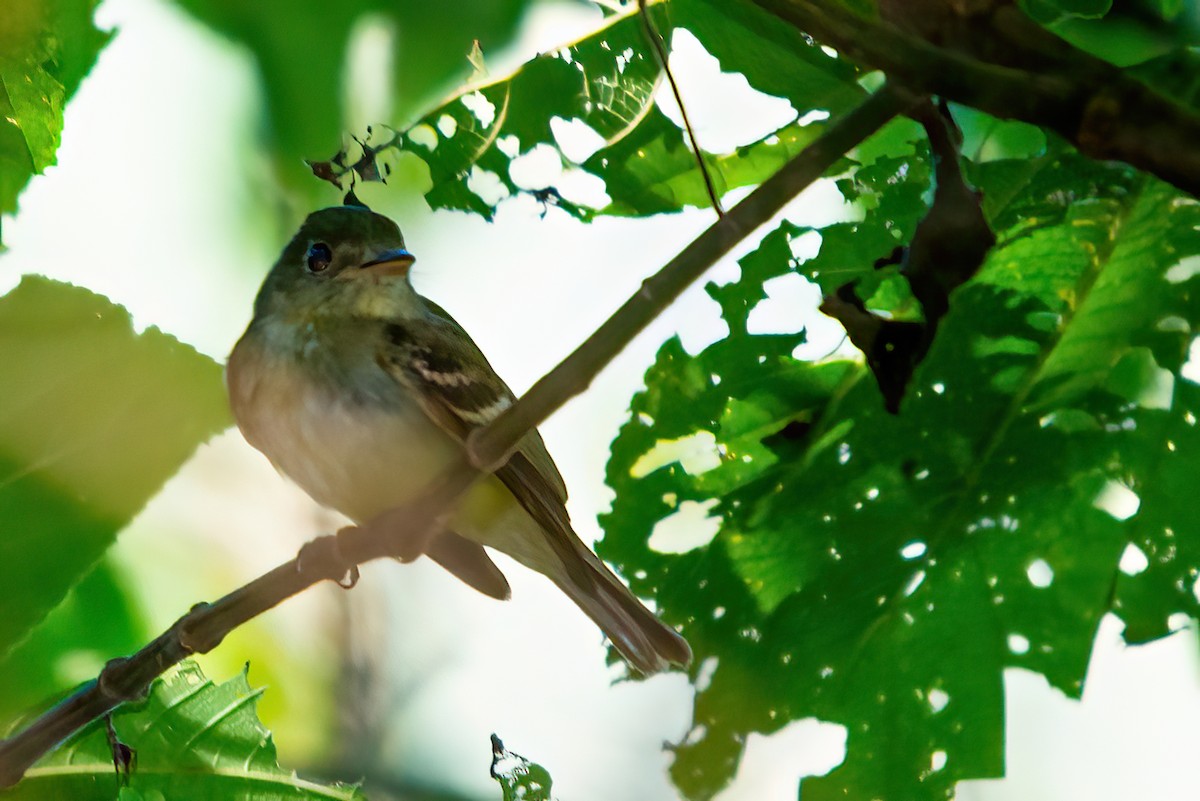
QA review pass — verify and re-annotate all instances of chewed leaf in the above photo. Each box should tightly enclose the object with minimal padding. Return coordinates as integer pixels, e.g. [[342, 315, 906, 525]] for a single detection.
[[601, 113, 1200, 800], [490, 734, 554, 801], [319, 0, 862, 220]]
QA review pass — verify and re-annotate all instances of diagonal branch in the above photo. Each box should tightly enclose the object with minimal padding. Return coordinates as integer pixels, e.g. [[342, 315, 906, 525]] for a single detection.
[[0, 82, 916, 790]]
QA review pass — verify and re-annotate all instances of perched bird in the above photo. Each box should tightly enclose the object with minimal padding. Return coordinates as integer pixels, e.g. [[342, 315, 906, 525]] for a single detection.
[[227, 205, 692, 674]]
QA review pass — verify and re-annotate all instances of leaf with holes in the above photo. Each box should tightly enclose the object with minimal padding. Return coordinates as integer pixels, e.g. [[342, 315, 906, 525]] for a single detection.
[[5, 661, 365, 799], [395, 0, 861, 219], [601, 124, 1200, 800], [490, 735, 553, 801]]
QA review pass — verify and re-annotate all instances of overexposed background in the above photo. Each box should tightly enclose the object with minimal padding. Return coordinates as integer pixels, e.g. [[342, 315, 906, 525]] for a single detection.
[[2, 0, 1198, 798]]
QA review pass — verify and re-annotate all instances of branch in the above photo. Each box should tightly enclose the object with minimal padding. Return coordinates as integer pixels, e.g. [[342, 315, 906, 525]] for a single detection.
[[637, 0, 725, 217], [750, 0, 1200, 198], [0, 82, 916, 789]]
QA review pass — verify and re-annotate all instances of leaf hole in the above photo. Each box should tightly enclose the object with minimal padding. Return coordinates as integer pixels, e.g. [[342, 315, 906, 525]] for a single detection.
[[1119, 542, 1150, 576], [647, 499, 721, 554], [1026, 558, 1054, 588]]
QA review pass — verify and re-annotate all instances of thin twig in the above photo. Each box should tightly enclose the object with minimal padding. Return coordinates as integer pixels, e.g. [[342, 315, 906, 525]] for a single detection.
[[0, 82, 915, 790], [637, 0, 724, 217]]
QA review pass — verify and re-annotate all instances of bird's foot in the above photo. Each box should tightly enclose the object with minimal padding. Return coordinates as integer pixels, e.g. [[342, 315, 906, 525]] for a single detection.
[[297, 531, 361, 589]]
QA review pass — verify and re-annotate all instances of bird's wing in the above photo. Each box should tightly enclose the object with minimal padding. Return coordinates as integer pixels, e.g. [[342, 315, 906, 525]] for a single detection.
[[376, 306, 594, 589], [390, 300, 568, 501]]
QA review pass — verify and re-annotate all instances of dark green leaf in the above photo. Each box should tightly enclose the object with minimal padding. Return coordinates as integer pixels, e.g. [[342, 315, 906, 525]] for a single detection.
[[601, 128, 1200, 800]]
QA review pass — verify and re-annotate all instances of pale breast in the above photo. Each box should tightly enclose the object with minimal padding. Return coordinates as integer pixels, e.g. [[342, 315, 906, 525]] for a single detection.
[[227, 336, 459, 524]]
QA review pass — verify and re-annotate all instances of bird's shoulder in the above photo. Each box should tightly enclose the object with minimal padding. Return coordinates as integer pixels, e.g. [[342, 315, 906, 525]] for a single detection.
[[377, 301, 516, 428], [374, 298, 569, 502]]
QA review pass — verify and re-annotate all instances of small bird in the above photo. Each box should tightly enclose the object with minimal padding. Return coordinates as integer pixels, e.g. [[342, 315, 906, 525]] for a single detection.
[[227, 205, 692, 674]]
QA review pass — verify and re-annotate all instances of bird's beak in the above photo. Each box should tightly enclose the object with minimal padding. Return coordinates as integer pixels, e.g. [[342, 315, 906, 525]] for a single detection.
[[359, 248, 415, 277]]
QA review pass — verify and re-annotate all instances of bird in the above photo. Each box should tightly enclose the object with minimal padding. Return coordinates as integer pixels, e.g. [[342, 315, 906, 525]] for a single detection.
[[226, 204, 692, 675]]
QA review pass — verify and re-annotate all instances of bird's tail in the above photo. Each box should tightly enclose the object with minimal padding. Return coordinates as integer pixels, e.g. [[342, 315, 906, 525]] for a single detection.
[[555, 556, 692, 675]]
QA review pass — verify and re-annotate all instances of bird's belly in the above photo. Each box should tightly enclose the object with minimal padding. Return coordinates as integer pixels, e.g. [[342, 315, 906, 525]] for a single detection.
[[229, 352, 458, 524]]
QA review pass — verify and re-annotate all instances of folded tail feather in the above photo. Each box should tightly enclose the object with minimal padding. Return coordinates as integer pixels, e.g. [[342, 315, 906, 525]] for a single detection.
[[555, 557, 692, 675], [494, 451, 691, 674]]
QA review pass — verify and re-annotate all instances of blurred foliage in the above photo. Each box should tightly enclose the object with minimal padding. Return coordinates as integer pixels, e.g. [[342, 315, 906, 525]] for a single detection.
[[1029, 0, 1200, 63], [167, 0, 536, 186], [0, 277, 230, 661], [0, 0, 110, 245], [0, 558, 145, 725], [6, 661, 363, 800]]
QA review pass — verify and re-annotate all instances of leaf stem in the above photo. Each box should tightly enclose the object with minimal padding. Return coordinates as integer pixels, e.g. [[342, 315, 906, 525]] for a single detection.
[[637, 0, 725, 217]]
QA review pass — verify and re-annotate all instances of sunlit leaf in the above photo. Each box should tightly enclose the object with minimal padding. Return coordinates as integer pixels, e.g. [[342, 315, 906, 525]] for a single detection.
[[169, 0, 534, 183], [0, 0, 110, 243], [0, 278, 231, 660]]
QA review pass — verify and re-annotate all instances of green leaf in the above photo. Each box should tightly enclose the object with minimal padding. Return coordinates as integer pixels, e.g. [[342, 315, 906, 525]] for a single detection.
[[7, 661, 364, 800], [587, 111, 826, 218], [0, 278, 231, 660], [601, 125, 1200, 800], [1129, 48, 1200, 110], [398, 0, 861, 220], [399, 8, 667, 219], [489, 736, 553, 801], [667, 0, 863, 114], [0, 0, 111, 241], [795, 134, 933, 300]]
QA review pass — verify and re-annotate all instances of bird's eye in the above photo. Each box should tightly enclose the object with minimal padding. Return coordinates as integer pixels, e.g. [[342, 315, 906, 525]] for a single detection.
[[306, 242, 333, 273]]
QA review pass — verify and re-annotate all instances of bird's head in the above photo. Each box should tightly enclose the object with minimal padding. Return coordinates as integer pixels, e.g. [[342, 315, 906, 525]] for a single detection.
[[253, 205, 417, 322]]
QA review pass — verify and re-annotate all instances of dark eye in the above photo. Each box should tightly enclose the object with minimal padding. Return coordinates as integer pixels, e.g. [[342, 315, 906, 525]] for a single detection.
[[306, 242, 333, 273]]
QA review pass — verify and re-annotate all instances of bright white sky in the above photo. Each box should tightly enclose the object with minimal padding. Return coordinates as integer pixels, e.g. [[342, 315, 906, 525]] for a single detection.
[[2, 0, 1199, 798]]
